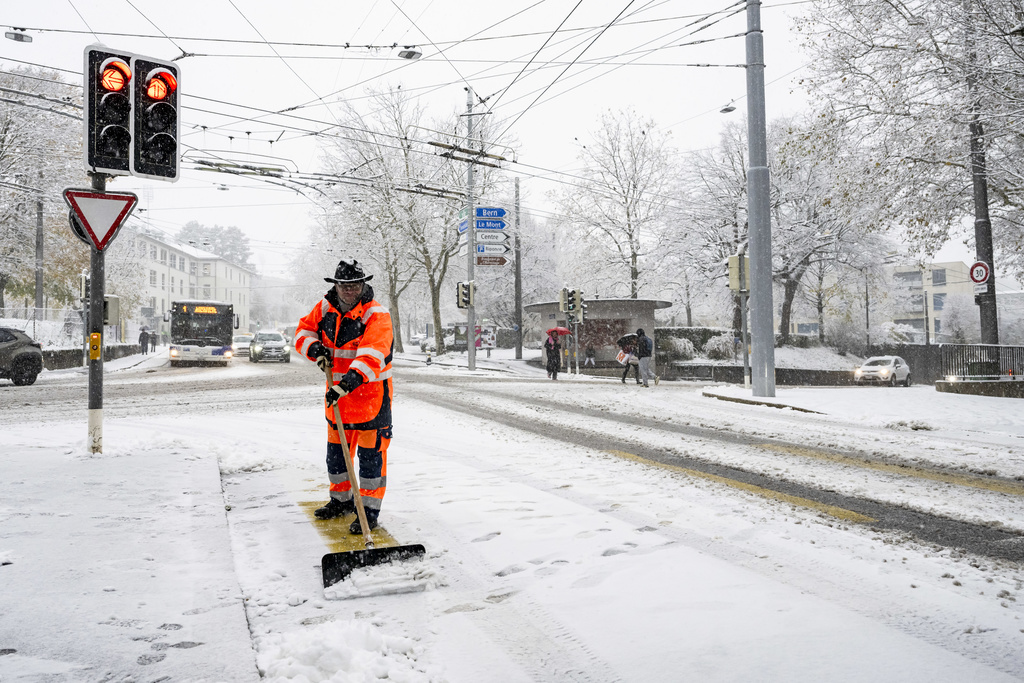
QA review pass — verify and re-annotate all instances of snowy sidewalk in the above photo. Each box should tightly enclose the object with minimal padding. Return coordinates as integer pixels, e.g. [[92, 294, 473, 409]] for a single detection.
[[0, 430, 259, 681]]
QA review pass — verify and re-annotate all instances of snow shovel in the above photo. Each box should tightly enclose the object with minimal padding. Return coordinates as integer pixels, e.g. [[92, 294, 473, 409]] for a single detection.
[[320, 364, 425, 589]]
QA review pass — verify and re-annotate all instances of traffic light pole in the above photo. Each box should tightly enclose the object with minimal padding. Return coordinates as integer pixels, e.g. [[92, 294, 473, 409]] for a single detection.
[[88, 172, 106, 453]]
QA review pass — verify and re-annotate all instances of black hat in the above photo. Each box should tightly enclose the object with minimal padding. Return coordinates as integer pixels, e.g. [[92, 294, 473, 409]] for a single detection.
[[324, 259, 373, 284], [636, 328, 645, 336]]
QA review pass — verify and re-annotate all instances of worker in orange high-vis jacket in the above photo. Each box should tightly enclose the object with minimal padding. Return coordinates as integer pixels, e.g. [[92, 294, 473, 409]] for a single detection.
[[294, 258, 393, 535]]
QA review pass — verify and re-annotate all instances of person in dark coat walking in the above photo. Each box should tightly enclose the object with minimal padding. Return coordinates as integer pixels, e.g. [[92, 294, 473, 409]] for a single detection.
[[139, 330, 149, 355], [620, 339, 641, 384], [636, 328, 658, 387], [544, 333, 562, 380]]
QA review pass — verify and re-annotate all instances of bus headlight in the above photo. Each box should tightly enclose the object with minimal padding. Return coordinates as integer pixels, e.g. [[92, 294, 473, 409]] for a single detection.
[[225, 350, 233, 359], [169, 347, 179, 358]]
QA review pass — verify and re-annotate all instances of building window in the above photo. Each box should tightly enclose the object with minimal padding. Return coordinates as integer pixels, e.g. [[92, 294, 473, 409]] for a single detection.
[[931, 268, 946, 286], [895, 271, 922, 286], [150, 270, 157, 285], [160, 249, 167, 264], [150, 245, 157, 260], [190, 261, 197, 275], [796, 323, 819, 335], [180, 259, 186, 272], [203, 263, 211, 276], [935, 319, 942, 334], [203, 285, 211, 298], [170, 254, 177, 269], [161, 273, 166, 288], [138, 241, 146, 257], [933, 293, 946, 311], [170, 276, 174, 292]]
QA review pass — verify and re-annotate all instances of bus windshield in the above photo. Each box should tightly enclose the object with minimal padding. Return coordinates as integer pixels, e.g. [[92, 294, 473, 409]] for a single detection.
[[170, 303, 233, 346]]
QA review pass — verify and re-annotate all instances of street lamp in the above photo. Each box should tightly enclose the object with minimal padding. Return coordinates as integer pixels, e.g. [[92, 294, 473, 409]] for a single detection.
[[4, 29, 32, 43]]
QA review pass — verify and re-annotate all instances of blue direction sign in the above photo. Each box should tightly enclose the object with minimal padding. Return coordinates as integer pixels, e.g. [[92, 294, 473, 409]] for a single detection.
[[457, 219, 470, 233], [476, 218, 506, 230], [476, 207, 506, 218]]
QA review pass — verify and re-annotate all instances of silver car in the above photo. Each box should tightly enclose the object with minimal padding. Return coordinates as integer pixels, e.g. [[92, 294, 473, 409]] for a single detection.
[[854, 355, 911, 386], [249, 332, 290, 363]]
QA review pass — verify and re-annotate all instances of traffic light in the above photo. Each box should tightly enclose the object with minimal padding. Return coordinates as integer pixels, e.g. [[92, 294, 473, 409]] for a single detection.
[[566, 289, 578, 317], [131, 56, 180, 181], [457, 281, 475, 309], [84, 46, 133, 175], [558, 288, 569, 312], [80, 274, 91, 302], [573, 290, 586, 323]]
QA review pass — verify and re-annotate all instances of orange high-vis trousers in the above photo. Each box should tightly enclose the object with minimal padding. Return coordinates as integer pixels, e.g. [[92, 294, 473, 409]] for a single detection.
[[325, 423, 390, 513]]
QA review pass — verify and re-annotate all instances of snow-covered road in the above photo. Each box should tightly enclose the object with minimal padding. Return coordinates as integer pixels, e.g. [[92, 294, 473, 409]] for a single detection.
[[1, 351, 1022, 681]]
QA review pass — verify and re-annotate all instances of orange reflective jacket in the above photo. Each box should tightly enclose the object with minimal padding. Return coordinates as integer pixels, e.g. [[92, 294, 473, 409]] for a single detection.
[[294, 286, 393, 429]]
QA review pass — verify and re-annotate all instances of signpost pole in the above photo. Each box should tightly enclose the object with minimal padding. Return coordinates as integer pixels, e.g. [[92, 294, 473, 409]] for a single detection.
[[465, 88, 476, 372], [88, 173, 105, 453]]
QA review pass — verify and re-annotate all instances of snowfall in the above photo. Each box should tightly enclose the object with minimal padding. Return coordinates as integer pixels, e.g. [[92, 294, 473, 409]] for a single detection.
[[1, 346, 1023, 682]]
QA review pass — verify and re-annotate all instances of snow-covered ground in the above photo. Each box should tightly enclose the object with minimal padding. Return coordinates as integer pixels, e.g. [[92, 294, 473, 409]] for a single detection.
[[1, 348, 1023, 681]]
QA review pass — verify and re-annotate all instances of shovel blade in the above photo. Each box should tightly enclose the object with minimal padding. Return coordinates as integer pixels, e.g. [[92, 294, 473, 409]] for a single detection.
[[321, 544, 427, 589]]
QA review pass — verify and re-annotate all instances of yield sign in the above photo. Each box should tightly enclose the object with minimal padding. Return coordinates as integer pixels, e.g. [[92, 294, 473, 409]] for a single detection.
[[63, 189, 138, 251]]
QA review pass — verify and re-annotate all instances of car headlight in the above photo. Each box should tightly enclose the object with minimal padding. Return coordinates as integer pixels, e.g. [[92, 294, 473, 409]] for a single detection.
[[253, 345, 263, 352], [880, 368, 889, 375], [854, 368, 862, 376]]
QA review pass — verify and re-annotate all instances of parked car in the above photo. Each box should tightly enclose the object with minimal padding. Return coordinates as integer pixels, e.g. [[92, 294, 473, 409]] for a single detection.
[[249, 332, 290, 363], [0, 327, 43, 386], [232, 334, 254, 354], [854, 355, 911, 386]]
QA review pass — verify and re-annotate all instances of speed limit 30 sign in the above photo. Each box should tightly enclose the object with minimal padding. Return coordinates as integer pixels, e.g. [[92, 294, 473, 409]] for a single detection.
[[970, 261, 991, 294]]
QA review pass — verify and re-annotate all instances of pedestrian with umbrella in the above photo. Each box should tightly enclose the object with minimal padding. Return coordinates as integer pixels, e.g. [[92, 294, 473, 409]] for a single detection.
[[545, 327, 569, 380]]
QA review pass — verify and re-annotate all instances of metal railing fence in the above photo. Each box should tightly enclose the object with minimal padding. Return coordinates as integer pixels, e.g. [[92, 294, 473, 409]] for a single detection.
[[940, 343, 1024, 380]]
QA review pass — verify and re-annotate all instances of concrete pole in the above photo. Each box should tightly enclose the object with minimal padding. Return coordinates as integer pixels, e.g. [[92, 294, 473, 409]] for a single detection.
[[465, 87, 476, 371], [746, 0, 776, 397], [514, 178, 523, 360]]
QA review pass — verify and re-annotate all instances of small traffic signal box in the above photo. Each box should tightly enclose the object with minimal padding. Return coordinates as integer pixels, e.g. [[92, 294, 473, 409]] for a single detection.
[[131, 56, 180, 181], [457, 281, 475, 309], [566, 289, 578, 317], [573, 290, 586, 323], [558, 288, 569, 312], [84, 47, 134, 175]]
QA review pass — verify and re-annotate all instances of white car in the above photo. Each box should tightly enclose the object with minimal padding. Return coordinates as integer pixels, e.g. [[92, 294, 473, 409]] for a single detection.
[[854, 355, 911, 387]]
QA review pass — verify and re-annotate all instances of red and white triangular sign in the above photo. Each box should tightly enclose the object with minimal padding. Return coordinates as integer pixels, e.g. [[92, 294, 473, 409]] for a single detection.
[[63, 189, 138, 252]]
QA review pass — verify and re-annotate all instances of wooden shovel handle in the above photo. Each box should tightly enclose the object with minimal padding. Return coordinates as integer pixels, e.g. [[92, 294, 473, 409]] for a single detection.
[[325, 365, 374, 549]]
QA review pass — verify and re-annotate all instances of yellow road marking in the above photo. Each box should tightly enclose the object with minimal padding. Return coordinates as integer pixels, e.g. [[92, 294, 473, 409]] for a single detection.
[[756, 444, 1024, 497], [606, 449, 877, 524], [298, 501, 401, 553]]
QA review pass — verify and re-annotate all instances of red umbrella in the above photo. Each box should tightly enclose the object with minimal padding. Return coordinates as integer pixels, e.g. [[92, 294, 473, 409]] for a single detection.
[[547, 327, 571, 336]]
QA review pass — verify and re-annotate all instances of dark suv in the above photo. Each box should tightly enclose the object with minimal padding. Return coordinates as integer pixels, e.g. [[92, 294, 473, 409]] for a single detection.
[[0, 327, 43, 386]]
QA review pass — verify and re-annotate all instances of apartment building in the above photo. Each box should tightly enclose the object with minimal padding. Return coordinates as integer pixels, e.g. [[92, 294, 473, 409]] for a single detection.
[[889, 261, 974, 342], [133, 231, 254, 340], [788, 261, 975, 343]]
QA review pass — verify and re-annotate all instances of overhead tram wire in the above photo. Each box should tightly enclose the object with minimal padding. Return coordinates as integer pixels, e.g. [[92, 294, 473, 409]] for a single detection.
[[485, 0, 585, 112], [488, 0, 745, 150], [122, 0, 191, 60], [490, 0, 640, 146], [4, 4, 785, 51], [65, 0, 100, 42]]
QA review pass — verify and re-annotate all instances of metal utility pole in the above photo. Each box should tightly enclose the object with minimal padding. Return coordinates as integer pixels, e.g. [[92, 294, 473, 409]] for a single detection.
[[746, 0, 776, 397], [34, 191, 43, 335], [739, 253, 750, 388], [514, 178, 523, 360], [88, 172, 106, 453], [863, 269, 871, 350], [465, 87, 477, 371]]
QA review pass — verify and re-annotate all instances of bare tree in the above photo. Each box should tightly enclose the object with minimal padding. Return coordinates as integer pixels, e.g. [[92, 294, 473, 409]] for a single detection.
[[552, 108, 675, 299]]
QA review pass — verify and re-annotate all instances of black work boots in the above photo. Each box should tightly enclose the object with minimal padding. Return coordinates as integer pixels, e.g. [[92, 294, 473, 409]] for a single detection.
[[349, 512, 379, 535], [314, 497, 354, 519]]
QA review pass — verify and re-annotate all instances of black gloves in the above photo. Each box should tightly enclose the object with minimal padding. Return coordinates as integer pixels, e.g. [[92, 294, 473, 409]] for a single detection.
[[325, 370, 365, 405], [309, 341, 330, 371]]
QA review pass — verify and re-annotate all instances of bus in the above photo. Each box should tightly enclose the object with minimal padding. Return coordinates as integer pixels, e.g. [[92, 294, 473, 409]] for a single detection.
[[165, 300, 239, 367]]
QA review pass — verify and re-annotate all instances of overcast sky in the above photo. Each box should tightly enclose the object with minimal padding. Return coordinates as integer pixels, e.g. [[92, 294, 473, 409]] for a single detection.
[[3, 1, 842, 276]]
